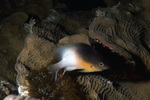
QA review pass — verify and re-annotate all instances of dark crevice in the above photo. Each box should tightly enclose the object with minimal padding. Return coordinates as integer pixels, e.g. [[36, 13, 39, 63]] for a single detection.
[[58, 0, 107, 10], [89, 37, 150, 81]]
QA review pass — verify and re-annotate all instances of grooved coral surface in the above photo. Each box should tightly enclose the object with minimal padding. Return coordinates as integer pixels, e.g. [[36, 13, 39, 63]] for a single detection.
[[14, 5, 150, 100], [89, 8, 150, 72], [77, 75, 150, 100]]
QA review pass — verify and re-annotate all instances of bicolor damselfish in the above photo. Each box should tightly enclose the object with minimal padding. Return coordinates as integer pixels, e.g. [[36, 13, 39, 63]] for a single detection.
[[48, 43, 109, 81]]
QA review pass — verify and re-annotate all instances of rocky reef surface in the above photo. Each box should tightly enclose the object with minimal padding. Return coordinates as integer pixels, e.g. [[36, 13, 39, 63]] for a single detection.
[[0, 0, 55, 99], [1, 0, 150, 100]]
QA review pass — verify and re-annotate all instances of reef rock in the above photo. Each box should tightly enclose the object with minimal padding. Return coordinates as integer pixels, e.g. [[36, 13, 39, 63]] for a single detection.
[[77, 75, 150, 100], [14, 6, 150, 100], [15, 16, 90, 99], [0, 12, 28, 85], [15, 33, 56, 87], [89, 8, 150, 73]]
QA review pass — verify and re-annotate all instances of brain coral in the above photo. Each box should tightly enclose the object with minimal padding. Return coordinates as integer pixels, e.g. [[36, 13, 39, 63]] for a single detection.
[[89, 8, 150, 73], [14, 7, 150, 100], [77, 75, 150, 100]]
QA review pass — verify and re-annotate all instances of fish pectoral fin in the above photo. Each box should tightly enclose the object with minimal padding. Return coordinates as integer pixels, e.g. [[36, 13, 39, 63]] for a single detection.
[[65, 67, 79, 71], [54, 71, 58, 82], [48, 63, 62, 82]]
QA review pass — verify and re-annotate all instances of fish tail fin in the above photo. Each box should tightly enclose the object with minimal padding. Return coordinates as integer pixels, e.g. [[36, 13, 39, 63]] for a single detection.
[[48, 63, 60, 73]]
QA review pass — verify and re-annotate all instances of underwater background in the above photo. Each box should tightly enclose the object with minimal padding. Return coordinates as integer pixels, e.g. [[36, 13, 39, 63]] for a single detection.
[[0, 0, 150, 100]]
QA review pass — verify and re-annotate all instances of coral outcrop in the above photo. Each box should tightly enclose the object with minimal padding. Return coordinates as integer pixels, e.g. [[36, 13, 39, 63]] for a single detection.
[[2, 0, 150, 99], [77, 75, 150, 100], [14, 6, 150, 100]]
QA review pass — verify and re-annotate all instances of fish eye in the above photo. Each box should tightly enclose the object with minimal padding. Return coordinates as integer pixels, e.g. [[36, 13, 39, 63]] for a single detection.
[[99, 62, 104, 66]]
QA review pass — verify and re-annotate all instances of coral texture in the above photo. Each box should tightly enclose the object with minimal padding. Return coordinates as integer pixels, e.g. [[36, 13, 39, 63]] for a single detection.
[[77, 75, 150, 100], [15, 34, 56, 87], [14, 5, 150, 100], [15, 15, 90, 99], [89, 8, 150, 72]]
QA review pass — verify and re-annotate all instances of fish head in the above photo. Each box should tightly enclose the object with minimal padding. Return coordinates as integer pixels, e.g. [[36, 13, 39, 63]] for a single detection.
[[76, 55, 109, 72], [91, 61, 109, 71], [88, 52, 110, 72], [69, 43, 110, 72]]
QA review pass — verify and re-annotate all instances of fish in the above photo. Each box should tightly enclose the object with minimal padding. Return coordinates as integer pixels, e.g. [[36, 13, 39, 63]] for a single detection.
[[48, 43, 109, 81]]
